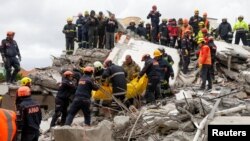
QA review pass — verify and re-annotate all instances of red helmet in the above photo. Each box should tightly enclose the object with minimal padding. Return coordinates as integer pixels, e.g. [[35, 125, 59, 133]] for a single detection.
[[17, 86, 31, 97], [201, 28, 208, 33], [83, 66, 94, 73], [63, 71, 73, 77], [152, 5, 157, 10], [141, 54, 150, 61], [7, 31, 15, 36]]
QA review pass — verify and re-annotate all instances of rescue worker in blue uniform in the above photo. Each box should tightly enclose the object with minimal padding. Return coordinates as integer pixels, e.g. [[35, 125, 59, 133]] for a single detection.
[[16, 86, 42, 141], [76, 13, 85, 48], [138, 54, 161, 103], [181, 30, 192, 74], [0, 31, 21, 84], [63, 17, 77, 54], [86, 10, 99, 48], [136, 21, 147, 38], [50, 71, 76, 127], [82, 11, 89, 48], [65, 67, 99, 126], [147, 5, 161, 43]]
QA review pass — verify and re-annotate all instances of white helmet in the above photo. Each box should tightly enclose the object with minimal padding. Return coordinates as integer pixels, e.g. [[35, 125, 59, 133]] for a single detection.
[[93, 61, 103, 69]]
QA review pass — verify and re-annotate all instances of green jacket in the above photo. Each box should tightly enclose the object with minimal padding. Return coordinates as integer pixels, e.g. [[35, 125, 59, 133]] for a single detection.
[[233, 20, 249, 32]]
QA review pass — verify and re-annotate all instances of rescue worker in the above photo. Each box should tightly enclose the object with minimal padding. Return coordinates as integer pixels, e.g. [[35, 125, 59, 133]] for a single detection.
[[196, 22, 206, 43], [0, 31, 21, 84], [105, 14, 118, 49], [138, 54, 161, 103], [122, 55, 141, 82], [76, 13, 85, 48], [217, 18, 232, 43], [20, 77, 32, 87], [147, 5, 161, 43], [127, 20, 137, 33], [65, 66, 99, 126], [177, 18, 184, 48], [97, 11, 106, 48], [189, 9, 203, 36], [181, 30, 192, 74], [0, 108, 17, 141], [168, 19, 179, 48], [207, 37, 217, 80], [179, 19, 193, 39], [159, 19, 170, 46], [146, 23, 152, 41], [198, 38, 212, 90], [50, 71, 76, 127], [102, 60, 128, 105], [247, 24, 250, 46], [203, 12, 210, 30], [93, 61, 105, 81], [63, 17, 77, 55], [136, 21, 147, 38], [178, 18, 183, 27], [82, 11, 90, 48], [16, 86, 42, 141], [233, 15, 249, 45], [87, 10, 99, 48], [158, 47, 175, 95]]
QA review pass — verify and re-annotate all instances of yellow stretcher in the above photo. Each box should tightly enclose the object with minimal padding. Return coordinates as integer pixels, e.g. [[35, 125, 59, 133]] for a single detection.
[[92, 75, 148, 100]]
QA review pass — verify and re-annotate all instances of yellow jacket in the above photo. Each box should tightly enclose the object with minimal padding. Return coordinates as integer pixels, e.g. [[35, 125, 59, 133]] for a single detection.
[[233, 20, 249, 32]]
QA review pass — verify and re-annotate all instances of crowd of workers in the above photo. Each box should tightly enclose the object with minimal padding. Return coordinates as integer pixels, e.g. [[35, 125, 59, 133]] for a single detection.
[[0, 5, 250, 141]]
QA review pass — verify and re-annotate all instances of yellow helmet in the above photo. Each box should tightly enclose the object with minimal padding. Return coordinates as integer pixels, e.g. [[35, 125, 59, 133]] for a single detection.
[[197, 38, 205, 44], [198, 21, 204, 26], [153, 49, 162, 57], [84, 11, 89, 16], [20, 77, 32, 86], [194, 9, 199, 13], [67, 17, 73, 22], [162, 18, 168, 22]]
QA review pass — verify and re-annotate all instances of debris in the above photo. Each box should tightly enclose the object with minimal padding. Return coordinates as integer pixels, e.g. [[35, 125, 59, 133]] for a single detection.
[[113, 116, 130, 130]]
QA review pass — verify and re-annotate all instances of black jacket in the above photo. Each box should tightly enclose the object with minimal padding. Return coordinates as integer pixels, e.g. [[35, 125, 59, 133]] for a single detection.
[[63, 24, 77, 38], [127, 25, 136, 32], [136, 24, 147, 37], [218, 22, 232, 37], [76, 16, 85, 32], [139, 58, 160, 79], [189, 16, 203, 35], [159, 23, 169, 39], [1, 38, 20, 58], [105, 18, 118, 33], [75, 74, 99, 99], [87, 16, 99, 28], [98, 17, 106, 35], [18, 97, 42, 132], [147, 11, 161, 27], [102, 64, 127, 93], [56, 77, 76, 99]]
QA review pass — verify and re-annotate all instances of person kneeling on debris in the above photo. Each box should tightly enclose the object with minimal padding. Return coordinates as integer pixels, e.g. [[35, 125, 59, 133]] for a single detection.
[[65, 66, 99, 126], [16, 86, 42, 141], [198, 38, 212, 91], [50, 71, 76, 127], [138, 54, 161, 104]]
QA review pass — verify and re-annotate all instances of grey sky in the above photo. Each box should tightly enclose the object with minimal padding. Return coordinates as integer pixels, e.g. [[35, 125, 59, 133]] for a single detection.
[[0, 0, 249, 70]]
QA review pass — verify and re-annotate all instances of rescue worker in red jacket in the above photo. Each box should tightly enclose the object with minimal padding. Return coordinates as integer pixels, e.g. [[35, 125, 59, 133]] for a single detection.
[[50, 71, 76, 127], [65, 67, 99, 126], [0, 108, 17, 141], [198, 38, 212, 90], [168, 19, 179, 48], [16, 86, 42, 141], [138, 54, 161, 104]]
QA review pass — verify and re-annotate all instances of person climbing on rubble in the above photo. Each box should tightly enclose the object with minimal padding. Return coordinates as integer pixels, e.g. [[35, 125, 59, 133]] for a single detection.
[[97, 11, 106, 48], [197, 38, 212, 91], [147, 5, 161, 43], [0, 31, 21, 84], [138, 54, 161, 104], [180, 30, 192, 74], [82, 11, 90, 48], [102, 59, 130, 106], [126, 20, 137, 33], [168, 19, 179, 48], [136, 20, 147, 38], [217, 18, 232, 43], [0, 108, 16, 141], [76, 12, 85, 48], [63, 17, 77, 55], [189, 9, 203, 36], [122, 55, 141, 82], [87, 10, 99, 48], [16, 86, 42, 141], [159, 19, 170, 46], [145, 23, 152, 42], [105, 14, 118, 49], [65, 66, 99, 126], [233, 15, 249, 46], [50, 71, 76, 127], [158, 47, 175, 96]]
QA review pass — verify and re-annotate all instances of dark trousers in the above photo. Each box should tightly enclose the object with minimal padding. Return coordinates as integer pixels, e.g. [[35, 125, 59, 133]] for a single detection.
[[145, 78, 160, 103], [21, 131, 39, 141], [105, 32, 114, 50], [82, 32, 89, 48], [182, 56, 190, 74], [50, 98, 69, 127], [77, 30, 83, 48], [221, 35, 230, 43], [160, 38, 170, 46], [88, 27, 98, 48], [66, 37, 74, 54], [235, 32, 247, 45], [65, 98, 91, 126], [200, 64, 212, 89], [151, 25, 159, 43], [4, 57, 20, 83], [98, 34, 105, 48], [170, 36, 177, 48]]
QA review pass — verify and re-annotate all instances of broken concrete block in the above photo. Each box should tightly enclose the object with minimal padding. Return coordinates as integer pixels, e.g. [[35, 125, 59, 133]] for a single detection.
[[235, 91, 248, 99], [175, 90, 192, 101], [180, 121, 195, 132], [161, 103, 176, 114], [113, 116, 130, 130], [0, 84, 8, 95], [158, 120, 179, 134], [54, 120, 113, 141]]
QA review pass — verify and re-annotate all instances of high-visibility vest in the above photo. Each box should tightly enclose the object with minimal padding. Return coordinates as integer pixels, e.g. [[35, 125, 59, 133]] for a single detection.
[[0, 108, 17, 141], [199, 45, 212, 65]]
